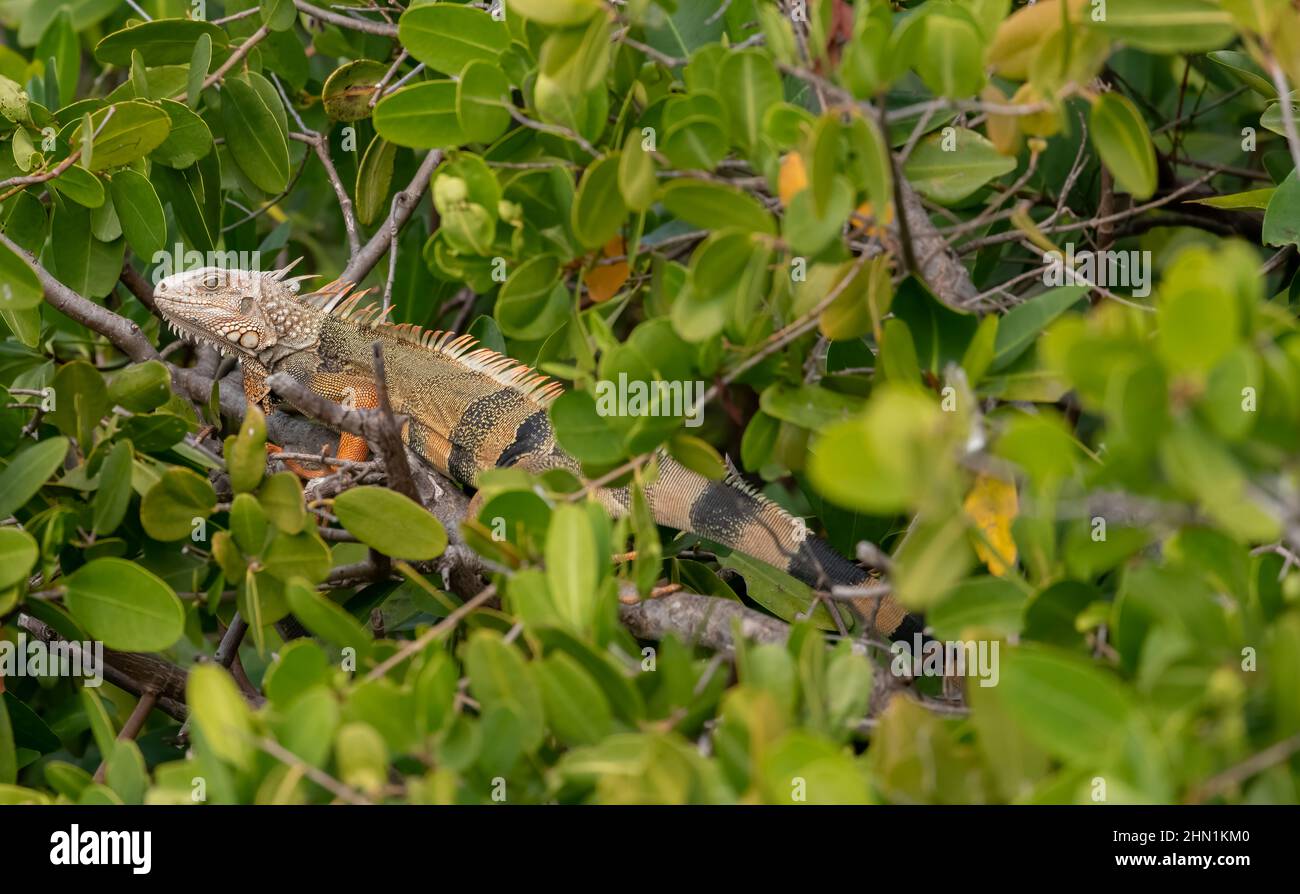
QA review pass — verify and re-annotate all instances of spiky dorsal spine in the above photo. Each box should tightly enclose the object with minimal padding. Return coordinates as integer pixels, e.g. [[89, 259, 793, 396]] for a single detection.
[[301, 279, 565, 406]]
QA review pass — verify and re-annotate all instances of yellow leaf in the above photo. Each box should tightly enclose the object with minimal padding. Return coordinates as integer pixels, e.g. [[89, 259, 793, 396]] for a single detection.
[[778, 152, 808, 205], [982, 84, 1022, 157], [963, 474, 1019, 576], [852, 199, 893, 240], [986, 0, 1087, 80]]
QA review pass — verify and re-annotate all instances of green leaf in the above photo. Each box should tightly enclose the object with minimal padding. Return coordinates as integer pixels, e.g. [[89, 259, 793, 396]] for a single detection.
[[995, 646, 1135, 764], [536, 653, 613, 746], [892, 278, 979, 373], [807, 114, 840, 216], [321, 60, 388, 122], [672, 229, 768, 343], [95, 18, 230, 66], [1206, 50, 1276, 97], [1089, 92, 1157, 201], [1187, 187, 1275, 210], [284, 577, 372, 655], [91, 439, 134, 536], [464, 630, 545, 750], [808, 387, 952, 514], [760, 730, 870, 803], [0, 528, 38, 591], [333, 486, 448, 560], [259, 471, 306, 533], [50, 358, 108, 449], [108, 359, 170, 412], [399, 4, 508, 75], [904, 127, 1016, 205], [505, 0, 601, 27], [139, 467, 217, 541], [355, 135, 397, 226], [151, 99, 213, 168], [186, 33, 211, 109], [108, 170, 166, 259], [660, 179, 776, 234], [991, 286, 1088, 372], [222, 76, 290, 193], [550, 390, 627, 465], [73, 101, 172, 170], [719, 551, 837, 629], [50, 163, 106, 208], [1088, 0, 1234, 54], [373, 81, 466, 150], [1263, 171, 1300, 248], [262, 529, 331, 584], [718, 50, 782, 151], [760, 383, 864, 431], [494, 255, 568, 340], [225, 404, 266, 494], [545, 503, 601, 634], [916, 9, 986, 98], [105, 740, 147, 804], [64, 558, 185, 651], [36, 11, 78, 109], [572, 153, 626, 249], [261, 0, 298, 32], [929, 576, 1028, 641], [0, 238, 43, 311], [879, 318, 922, 385], [618, 130, 656, 212], [229, 492, 269, 555], [1261, 100, 1300, 139], [186, 664, 255, 770], [846, 113, 892, 217], [456, 60, 511, 143], [0, 698, 15, 785], [0, 438, 69, 521], [270, 685, 338, 767]]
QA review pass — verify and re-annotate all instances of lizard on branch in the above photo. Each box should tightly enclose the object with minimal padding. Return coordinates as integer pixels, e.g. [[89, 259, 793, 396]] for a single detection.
[[152, 264, 923, 643]]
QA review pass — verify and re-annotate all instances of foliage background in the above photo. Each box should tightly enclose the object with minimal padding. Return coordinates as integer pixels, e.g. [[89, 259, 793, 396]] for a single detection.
[[1, 0, 1299, 805]]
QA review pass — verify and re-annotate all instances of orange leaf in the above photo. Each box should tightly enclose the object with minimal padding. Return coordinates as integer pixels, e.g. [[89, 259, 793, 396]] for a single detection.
[[583, 237, 630, 303], [853, 199, 894, 239]]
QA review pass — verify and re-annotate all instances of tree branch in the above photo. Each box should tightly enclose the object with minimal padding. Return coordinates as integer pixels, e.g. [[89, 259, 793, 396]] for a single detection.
[[294, 0, 398, 37], [340, 149, 442, 284]]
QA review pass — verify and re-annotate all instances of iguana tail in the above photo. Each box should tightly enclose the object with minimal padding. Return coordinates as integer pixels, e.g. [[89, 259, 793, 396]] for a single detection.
[[623, 456, 922, 642]]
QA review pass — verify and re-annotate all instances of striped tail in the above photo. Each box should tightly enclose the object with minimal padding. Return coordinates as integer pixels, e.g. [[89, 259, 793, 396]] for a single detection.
[[628, 456, 923, 642]]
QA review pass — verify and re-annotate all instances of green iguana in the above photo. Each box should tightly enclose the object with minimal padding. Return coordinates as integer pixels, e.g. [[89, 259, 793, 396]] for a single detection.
[[153, 264, 921, 642]]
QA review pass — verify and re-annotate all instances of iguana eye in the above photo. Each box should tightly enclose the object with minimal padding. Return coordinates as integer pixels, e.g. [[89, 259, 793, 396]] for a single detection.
[[203, 272, 222, 289], [239, 296, 254, 315]]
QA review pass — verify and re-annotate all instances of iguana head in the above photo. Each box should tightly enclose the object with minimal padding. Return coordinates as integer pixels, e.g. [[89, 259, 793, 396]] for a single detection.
[[153, 264, 319, 362]]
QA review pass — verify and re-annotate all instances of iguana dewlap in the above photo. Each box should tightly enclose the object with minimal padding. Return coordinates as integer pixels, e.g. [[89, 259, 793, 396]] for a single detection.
[[152, 265, 920, 641]]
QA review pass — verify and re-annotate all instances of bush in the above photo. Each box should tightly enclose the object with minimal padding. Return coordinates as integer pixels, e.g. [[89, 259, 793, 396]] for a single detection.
[[0, 0, 1298, 805]]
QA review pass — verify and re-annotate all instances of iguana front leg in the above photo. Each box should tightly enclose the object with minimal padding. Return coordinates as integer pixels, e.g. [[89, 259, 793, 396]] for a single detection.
[[273, 371, 379, 477], [242, 363, 273, 413], [244, 362, 319, 476], [250, 363, 378, 478]]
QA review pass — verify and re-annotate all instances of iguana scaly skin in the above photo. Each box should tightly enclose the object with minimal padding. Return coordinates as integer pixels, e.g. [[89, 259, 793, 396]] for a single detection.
[[153, 265, 920, 641]]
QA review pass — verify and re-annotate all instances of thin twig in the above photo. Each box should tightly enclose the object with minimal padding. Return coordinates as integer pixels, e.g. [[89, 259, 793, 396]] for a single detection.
[[175, 25, 272, 105], [0, 107, 117, 203], [365, 585, 498, 681]]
